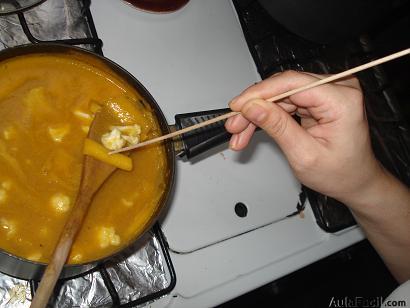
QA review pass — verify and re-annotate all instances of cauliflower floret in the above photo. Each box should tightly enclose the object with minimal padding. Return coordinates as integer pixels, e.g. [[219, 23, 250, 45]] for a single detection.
[[48, 124, 70, 143], [111, 124, 141, 137], [122, 135, 139, 145], [98, 226, 121, 248], [0, 189, 7, 204], [101, 128, 126, 151], [3, 126, 16, 140], [0, 218, 16, 238], [71, 253, 83, 263], [2, 180, 12, 190], [121, 198, 134, 207], [50, 193, 71, 213], [101, 124, 141, 150]]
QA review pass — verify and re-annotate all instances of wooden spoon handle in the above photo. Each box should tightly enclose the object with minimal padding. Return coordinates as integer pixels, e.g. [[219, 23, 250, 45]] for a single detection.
[[30, 113, 117, 308], [30, 191, 92, 308], [29, 237, 74, 307]]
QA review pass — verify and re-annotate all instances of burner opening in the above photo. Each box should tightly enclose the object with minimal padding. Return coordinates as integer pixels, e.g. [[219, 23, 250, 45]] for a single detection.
[[235, 202, 248, 218]]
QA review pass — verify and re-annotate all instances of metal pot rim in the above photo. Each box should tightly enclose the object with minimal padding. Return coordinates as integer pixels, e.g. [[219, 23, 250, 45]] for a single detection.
[[0, 43, 176, 279]]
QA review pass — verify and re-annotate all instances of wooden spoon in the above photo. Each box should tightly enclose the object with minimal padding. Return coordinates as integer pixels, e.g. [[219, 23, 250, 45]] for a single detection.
[[30, 112, 118, 308]]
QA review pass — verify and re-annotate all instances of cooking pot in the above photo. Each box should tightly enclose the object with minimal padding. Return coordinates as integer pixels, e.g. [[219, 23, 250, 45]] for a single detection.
[[0, 43, 232, 280]]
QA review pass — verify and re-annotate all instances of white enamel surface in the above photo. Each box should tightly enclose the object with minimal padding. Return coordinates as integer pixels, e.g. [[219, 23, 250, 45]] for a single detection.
[[91, 0, 301, 252], [91, 0, 364, 306]]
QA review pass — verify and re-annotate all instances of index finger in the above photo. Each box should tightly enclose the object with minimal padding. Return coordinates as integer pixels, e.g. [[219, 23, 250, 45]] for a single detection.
[[230, 70, 357, 123], [230, 71, 358, 111]]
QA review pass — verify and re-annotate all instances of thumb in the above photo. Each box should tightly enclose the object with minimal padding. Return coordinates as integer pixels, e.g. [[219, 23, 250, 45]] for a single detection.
[[241, 98, 318, 164]]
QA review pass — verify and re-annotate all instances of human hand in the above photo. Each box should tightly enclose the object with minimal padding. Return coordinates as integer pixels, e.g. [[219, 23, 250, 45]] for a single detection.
[[225, 71, 384, 206]]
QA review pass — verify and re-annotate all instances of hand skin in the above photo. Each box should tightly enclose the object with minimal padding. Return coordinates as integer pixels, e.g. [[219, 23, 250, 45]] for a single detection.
[[225, 70, 410, 283]]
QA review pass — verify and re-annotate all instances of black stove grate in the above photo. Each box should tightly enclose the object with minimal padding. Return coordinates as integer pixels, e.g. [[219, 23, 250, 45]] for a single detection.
[[28, 225, 176, 308], [16, 0, 103, 54], [233, 0, 410, 232], [6, 0, 177, 306]]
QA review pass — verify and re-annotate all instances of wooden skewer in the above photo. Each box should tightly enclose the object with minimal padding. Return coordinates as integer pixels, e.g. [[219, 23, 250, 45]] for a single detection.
[[110, 48, 410, 154]]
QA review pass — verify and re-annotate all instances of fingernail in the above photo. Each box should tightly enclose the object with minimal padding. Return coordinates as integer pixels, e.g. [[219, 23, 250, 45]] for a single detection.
[[229, 134, 239, 150], [246, 104, 267, 124], [225, 116, 233, 128]]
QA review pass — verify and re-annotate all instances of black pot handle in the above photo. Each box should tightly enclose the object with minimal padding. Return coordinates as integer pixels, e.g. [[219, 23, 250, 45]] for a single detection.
[[174, 108, 232, 159]]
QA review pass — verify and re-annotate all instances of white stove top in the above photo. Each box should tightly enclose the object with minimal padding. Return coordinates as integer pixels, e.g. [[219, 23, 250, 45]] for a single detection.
[[91, 1, 365, 306], [90, 0, 300, 253]]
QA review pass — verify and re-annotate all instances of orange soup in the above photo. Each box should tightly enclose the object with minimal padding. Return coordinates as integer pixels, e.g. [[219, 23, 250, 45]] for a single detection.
[[0, 53, 168, 264]]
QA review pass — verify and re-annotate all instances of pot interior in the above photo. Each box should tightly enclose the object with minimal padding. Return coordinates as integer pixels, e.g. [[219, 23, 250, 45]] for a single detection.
[[0, 44, 175, 279]]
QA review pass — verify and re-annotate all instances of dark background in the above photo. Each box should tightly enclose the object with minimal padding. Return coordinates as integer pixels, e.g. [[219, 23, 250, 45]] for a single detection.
[[218, 240, 397, 308]]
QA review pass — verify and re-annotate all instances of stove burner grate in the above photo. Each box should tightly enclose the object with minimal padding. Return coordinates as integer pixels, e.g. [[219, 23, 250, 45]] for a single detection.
[[14, 0, 102, 54]]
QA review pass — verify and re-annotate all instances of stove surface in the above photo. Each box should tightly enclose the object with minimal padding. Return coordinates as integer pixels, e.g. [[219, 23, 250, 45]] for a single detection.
[[91, 0, 302, 253]]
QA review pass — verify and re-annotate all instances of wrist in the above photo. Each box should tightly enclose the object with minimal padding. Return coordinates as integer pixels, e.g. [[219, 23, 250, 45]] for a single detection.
[[338, 161, 392, 213]]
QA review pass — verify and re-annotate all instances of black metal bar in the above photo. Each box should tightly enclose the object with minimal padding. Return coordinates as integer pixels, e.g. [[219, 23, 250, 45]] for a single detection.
[[0, 0, 46, 16], [98, 223, 178, 308], [82, 0, 103, 55], [16, 2, 103, 52], [120, 223, 177, 308], [29, 279, 38, 299], [99, 265, 121, 307]]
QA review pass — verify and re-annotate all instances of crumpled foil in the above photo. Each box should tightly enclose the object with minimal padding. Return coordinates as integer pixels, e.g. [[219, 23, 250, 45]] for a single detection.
[[0, 233, 170, 307], [0, 1, 170, 307], [0, 0, 91, 50], [0, 276, 31, 308]]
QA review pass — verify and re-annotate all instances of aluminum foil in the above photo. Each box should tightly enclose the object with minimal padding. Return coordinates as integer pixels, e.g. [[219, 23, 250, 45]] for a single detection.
[[0, 0, 91, 50], [0, 276, 31, 308], [0, 1, 171, 306], [0, 232, 170, 307]]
